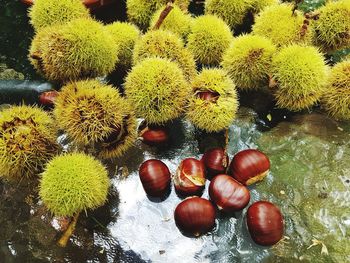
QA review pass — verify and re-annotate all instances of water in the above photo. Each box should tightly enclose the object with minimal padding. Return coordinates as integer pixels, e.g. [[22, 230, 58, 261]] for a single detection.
[[1, 0, 350, 262]]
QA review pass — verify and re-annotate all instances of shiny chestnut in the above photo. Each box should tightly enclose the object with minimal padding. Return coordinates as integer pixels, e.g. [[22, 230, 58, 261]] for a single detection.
[[174, 158, 206, 196], [201, 148, 229, 179], [141, 126, 169, 145], [209, 175, 250, 212], [174, 197, 216, 237], [246, 201, 284, 246], [139, 159, 171, 197], [229, 149, 270, 185]]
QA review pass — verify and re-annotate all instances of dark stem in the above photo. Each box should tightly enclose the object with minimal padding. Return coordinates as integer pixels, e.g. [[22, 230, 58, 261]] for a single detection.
[[153, 1, 174, 30]]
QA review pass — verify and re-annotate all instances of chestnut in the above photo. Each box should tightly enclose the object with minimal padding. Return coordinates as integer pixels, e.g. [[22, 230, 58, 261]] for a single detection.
[[39, 90, 59, 106], [174, 158, 206, 196], [197, 91, 220, 102], [229, 149, 270, 185], [201, 148, 229, 179], [139, 123, 169, 146], [246, 201, 284, 246], [139, 159, 171, 197], [174, 197, 216, 237], [209, 175, 250, 212]]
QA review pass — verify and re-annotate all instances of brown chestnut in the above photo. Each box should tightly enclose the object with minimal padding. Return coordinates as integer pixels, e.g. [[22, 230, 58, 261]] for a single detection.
[[209, 175, 250, 212], [174, 197, 216, 237], [246, 201, 284, 246], [201, 148, 229, 179], [141, 127, 169, 145], [197, 91, 220, 102], [229, 149, 270, 185], [139, 159, 171, 197], [174, 158, 206, 196], [139, 123, 169, 146], [39, 90, 59, 106]]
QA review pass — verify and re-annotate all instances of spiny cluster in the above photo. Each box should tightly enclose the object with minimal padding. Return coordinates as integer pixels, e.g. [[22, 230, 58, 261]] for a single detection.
[[187, 15, 234, 66], [322, 60, 350, 120], [149, 4, 192, 40], [125, 57, 189, 124], [54, 80, 137, 159], [222, 34, 276, 90], [39, 153, 109, 216], [133, 30, 196, 81], [313, 0, 350, 52], [0, 105, 60, 181], [252, 3, 313, 47], [205, 0, 278, 31], [187, 69, 239, 132], [29, 0, 90, 31], [271, 45, 328, 111], [127, 0, 190, 30], [29, 18, 118, 82]]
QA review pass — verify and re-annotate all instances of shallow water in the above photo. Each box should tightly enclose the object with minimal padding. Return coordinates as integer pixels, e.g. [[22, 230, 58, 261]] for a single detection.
[[1, 0, 350, 262]]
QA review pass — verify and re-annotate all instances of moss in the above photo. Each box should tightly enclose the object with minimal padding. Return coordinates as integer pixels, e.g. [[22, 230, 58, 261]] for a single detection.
[[271, 45, 328, 111], [127, 0, 190, 30], [133, 30, 196, 81], [105, 22, 141, 70], [54, 80, 137, 159], [0, 105, 60, 181], [322, 60, 350, 120], [125, 57, 189, 124], [252, 3, 313, 47], [222, 34, 276, 90], [29, 0, 90, 31], [149, 5, 193, 40], [39, 153, 109, 216], [313, 0, 350, 52], [187, 15, 234, 66], [29, 18, 118, 82], [186, 69, 239, 132]]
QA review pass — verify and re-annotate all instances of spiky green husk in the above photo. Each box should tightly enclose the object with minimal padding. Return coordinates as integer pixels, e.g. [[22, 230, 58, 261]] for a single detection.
[[250, 0, 279, 13], [127, 0, 190, 30], [149, 5, 193, 40], [40, 153, 109, 216], [29, 0, 90, 31], [313, 0, 350, 52], [222, 34, 276, 90], [322, 60, 350, 119], [186, 69, 239, 132], [29, 18, 118, 82], [204, 0, 252, 30], [105, 22, 141, 70], [271, 45, 328, 111], [0, 105, 60, 181], [187, 15, 234, 66], [125, 57, 189, 124], [54, 80, 137, 158], [252, 3, 313, 47], [133, 30, 196, 81]]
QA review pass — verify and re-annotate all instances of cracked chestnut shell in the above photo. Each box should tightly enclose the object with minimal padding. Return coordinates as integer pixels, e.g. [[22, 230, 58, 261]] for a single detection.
[[174, 158, 206, 196]]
